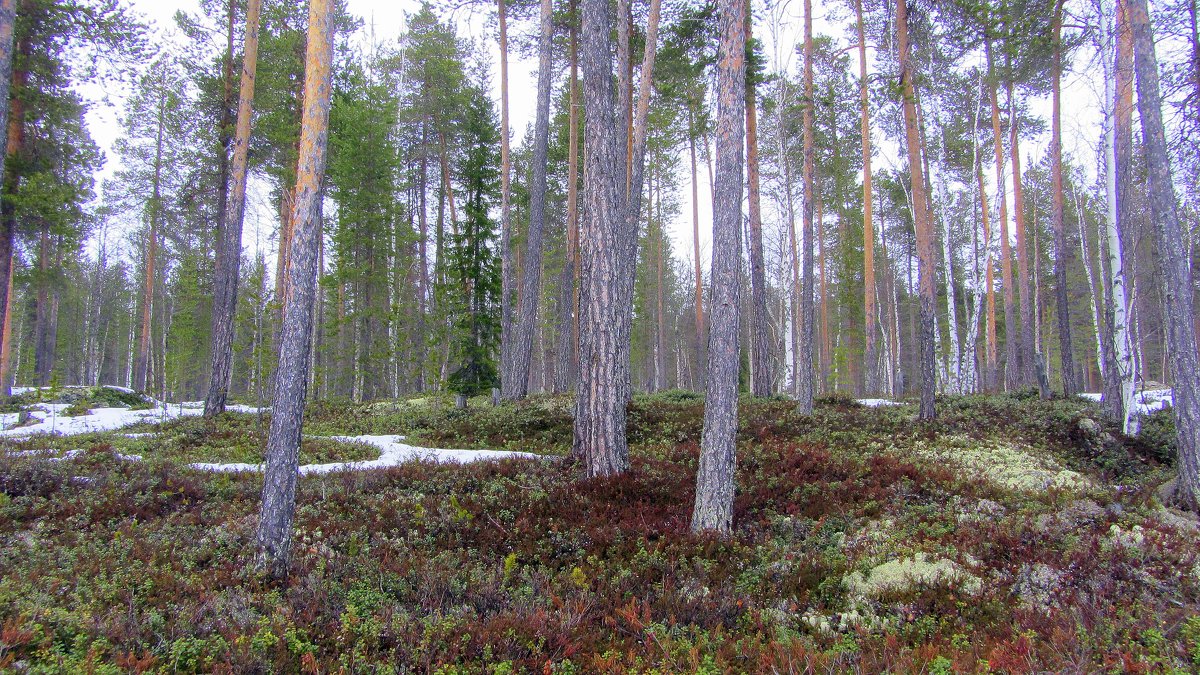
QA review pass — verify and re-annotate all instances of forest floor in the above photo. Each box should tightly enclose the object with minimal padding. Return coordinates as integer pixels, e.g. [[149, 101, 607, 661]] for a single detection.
[[1, 388, 1198, 673]]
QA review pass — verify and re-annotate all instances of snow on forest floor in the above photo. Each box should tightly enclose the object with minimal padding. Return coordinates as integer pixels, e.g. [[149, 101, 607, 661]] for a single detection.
[[0, 400, 264, 438], [186, 434, 540, 474], [1078, 387, 1173, 415], [856, 398, 902, 407], [0, 389, 540, 472]]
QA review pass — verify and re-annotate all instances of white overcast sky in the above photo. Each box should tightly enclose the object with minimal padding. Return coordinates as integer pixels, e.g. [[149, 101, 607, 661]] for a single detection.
[[89, 0, 1105, 277]]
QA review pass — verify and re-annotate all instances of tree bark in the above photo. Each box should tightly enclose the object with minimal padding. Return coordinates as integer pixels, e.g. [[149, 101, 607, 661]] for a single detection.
[[134, 80, 168, 393], [1125, 0, 1200, 509], [1107, 0, 1139, 428], [897, 0, 936, 420], [1008, 81, 1035, 389], [1050, 0, 1076, 396], [613, 0, 661, 404], [689, 108, 706, 389], [206, 0, 262, 417], [653, 163, 666, 392], [256, 0, 335, 580], [855, 0, 877, 395], [692, 0, 744, 535], [0, 0, 18, 397], [795, 0, 816, 413], [1097, 0, 1136, 430], [554, 3, 580, 395], [778, 84, 802, 398], [504, 0, 554, 400], [745, 2, 770, 397], [985, 39, 1017, 392], [497, 0, 516, 402], [574, 0, 632, 474]]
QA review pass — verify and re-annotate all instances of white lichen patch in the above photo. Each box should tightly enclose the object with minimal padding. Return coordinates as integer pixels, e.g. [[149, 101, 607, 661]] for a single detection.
[[1103, 523, 1147, 551], [801, 596, 890, 635], [903, 435, 1092, 493], [843, 552, 983, 599]]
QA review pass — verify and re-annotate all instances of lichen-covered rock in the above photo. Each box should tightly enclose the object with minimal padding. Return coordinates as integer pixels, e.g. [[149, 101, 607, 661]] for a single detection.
[[905, 436, 1092, 493], [1014, 563, 1066, 611], [1035, 499, 1106, 537], [957, 498, 1008, 523], [1077, 417, 1102, 438], [843, 552, 983, 599]]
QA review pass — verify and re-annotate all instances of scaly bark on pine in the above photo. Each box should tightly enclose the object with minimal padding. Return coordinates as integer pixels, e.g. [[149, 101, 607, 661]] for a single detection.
[[897, 0, 936, 420], [1126, 0, 1200, 511], [692, 0, 744, 534], [206, 0, 262, 417], [256, 0, 335, 579]]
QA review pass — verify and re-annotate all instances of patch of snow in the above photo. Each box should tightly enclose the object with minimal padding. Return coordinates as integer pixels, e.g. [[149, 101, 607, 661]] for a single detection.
[[187, 434, 540, 475], [857, 398, 901, 407], [0, 402, 267, 437], [1079, 389, 1173, 415], [3, 448, 55, 457]]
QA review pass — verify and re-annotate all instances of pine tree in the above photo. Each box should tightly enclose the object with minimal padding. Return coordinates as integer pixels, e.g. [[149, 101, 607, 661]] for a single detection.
[[257, 0, 336, 580], [205, 0, 262, 416], [693, 0, 745, 534]]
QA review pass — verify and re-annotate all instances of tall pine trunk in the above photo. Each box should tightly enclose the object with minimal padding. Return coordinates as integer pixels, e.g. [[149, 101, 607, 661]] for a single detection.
[[897, 0, 936, 420], [1050, 0, 1076, 396], [574, 0, 632, 474], [689, 109, 705, 389], [1008, 80, 1035, 388], [497, 0, 515, 400], [504, 0, 554, 400], [692, 0, 744, 534], [0, 0, 19, 397], [206, 0, 262, 417], [256, 0, 335, 580], [856, 0, 877, 395], [986, 39, 1016, 391], [795, 0, 816, 413], [613, 0, 660, 404], [553, 4, 580, 395], [1126, 0, 1200, 510], [745, 2, 770, 397], [134, 81, 168, 393]]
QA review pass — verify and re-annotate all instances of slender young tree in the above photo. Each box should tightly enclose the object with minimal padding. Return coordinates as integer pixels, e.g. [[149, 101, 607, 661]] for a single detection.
[[897, 0, 936, 420], [984, 38, 1017, 391], [1096, 0, 1135, 431], [689, 106, 705, 386], [1126, 0, 1200, 510], [133, 75, 169, 393], [504, 0, 553, 400], [854, 0, 877, 395], [615, 0, 661, 403], [692, 0, 744, 534], [497, 0, 515, 398], [553, 0, 580, 394], [205, 0, 262, 417], [256, 0, 335, 580], [1008, 80, 1035, 387]]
